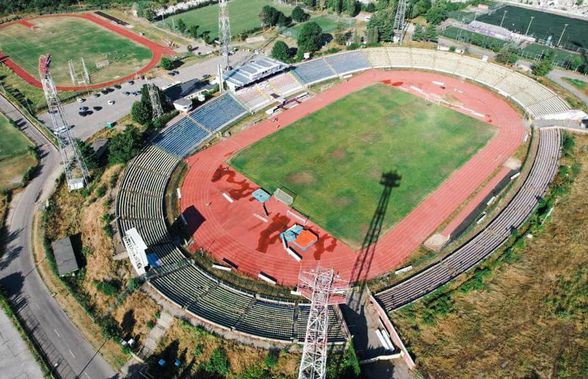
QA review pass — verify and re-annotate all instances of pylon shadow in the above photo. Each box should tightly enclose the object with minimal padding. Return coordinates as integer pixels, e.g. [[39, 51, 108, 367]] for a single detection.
[[349, 171, 401, 311]]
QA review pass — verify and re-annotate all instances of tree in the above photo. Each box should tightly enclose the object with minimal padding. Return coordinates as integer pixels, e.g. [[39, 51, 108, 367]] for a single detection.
[[108, 127, 143, 165], [76, 139, 98, 170], [532, 51, 554, 76], [346, 0, 360, 16], [271, 40, 291, 61], [292, 6, 310, 22], [260, 5, 286, 27], [277, 12, 292, 27], [411, 0, 431, 18], [177, 18, 187, 34], [425, 1, 449, 25], [131, 101, 152, 125], [496, 46, 519, 65], [160, 57, 175, 70], [297, 21, 323, 56], [188, 24, 200, 39]]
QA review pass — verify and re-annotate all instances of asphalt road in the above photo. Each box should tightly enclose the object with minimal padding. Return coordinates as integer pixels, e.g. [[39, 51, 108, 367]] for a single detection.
[[548, 69, 588, 106], [0, 95, 117, 379]]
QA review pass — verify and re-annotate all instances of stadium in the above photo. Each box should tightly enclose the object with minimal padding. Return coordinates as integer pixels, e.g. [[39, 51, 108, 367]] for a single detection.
[[115, 46, 566, 351]]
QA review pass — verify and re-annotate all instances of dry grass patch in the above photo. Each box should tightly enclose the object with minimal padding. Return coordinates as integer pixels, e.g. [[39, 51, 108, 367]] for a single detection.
[[113, 291, 161, 342], [392, 134, 588, 378], [154, 319, 300, 378]]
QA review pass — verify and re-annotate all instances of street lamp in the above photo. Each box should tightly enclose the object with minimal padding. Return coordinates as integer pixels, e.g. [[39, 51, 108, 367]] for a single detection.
[[557, 23, 568, 47], [525, 16, 535, 36], [500, 10, 508, 28]]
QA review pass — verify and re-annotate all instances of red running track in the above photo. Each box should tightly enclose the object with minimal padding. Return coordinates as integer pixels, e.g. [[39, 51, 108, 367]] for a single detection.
[[0, 13, 174, 91], [180, 70, 527, 286]]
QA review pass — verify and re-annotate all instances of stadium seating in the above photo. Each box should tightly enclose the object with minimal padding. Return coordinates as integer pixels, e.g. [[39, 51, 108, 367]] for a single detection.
[[324, 51, 371, 75], [190, 93, 248, 133], [266, 72, 304, 98], [292, 58, 338, 85], [154, 116, 210, 157], [376, 128, 561, 311], [235, 85, 273, 112]]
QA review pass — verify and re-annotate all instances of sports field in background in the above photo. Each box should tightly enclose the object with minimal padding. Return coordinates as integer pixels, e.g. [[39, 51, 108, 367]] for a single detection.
[[477, 5, 588, 50], [162, 0, 292, 39], [282, 14, 356, 39], [230, 84, 495, 246], [0, 17, 153, 86], [563, 77, 588, 96], [0, 114, 36, 191]]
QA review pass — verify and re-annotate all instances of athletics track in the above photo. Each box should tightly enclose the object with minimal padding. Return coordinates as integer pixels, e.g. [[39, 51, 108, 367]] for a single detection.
[[180, 70, 527, 286], [0, 13, 174, 91]]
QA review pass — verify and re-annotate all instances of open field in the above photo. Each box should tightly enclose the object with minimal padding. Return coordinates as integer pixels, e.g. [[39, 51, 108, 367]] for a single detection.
[[0, 114, 36, 191], [230, 84, 494, 245], [283, 14, 356, 39], [477, 5, 588, 51], [161, 0, 292, 39], [564, 77, 588, 96], [0, 16, 153, 86], [392, 134, 588, 378]]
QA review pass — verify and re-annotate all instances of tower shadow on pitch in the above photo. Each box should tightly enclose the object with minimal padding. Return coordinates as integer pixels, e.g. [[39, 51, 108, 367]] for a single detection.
[[350, 170, 401, 304], [340, 171, 401, 360]]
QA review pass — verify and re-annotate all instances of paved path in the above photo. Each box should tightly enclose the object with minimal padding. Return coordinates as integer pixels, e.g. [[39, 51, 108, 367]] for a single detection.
[[0, 308, 44, 379], [0, 95, 117, 379], [548, 69, 588, 106]]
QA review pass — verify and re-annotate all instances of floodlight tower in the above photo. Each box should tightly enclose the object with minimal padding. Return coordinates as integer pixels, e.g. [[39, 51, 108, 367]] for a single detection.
[[147, 82, 163, 118], [38, 55, 88, 190], [218, 0, 231, 71], [393, 0, 408, 44], [297, 268, 349, 379]]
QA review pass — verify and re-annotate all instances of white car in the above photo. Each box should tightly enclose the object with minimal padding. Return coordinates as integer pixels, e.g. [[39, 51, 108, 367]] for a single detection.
[[107, 100, 116, 105], [76, 97, 85, 103]]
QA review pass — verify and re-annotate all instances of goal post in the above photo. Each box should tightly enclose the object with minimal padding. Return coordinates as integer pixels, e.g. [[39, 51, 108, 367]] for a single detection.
[[274, 187, 295, 206]]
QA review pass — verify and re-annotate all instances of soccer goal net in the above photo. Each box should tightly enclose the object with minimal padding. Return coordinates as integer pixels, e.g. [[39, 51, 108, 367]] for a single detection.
[[274, 187, 295, 206]]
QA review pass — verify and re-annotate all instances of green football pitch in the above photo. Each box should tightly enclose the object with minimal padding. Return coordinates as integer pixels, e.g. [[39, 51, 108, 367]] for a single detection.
[[0, 114, 36, 191], [230, 84, 495, 246], [162, 0, 292, 40], [0, 17, 153, 85]]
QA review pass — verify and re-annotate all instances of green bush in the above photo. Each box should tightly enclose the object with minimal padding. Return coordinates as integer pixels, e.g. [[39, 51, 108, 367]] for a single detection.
[[201, 347, 230, 376], [96, 280, 120, 296]]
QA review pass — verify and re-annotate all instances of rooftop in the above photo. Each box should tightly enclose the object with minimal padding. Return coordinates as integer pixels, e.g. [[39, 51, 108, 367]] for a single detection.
[[51, 237, 79, 276]]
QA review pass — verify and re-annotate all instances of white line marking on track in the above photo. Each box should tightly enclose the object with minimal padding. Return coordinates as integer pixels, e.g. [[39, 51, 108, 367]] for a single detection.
[[53, 329, 61, 338], [253, 213, 268, 223], [222, 192, 234, 203]]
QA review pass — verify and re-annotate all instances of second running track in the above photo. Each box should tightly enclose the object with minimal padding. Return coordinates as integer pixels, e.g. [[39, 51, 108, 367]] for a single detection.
[[0, 12, 174, 91]]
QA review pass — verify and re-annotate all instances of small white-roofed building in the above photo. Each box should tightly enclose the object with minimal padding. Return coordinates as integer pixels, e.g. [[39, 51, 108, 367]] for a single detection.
[[221, 56, 289, 91]]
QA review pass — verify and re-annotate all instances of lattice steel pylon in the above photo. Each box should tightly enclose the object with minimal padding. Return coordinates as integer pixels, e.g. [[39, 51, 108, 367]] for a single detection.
[[38, 54, 88, 190], [297, 268, 349, 379], [147, 82, 163, 118], [393, 0, 408, 44], [218, 0, 231, 71]]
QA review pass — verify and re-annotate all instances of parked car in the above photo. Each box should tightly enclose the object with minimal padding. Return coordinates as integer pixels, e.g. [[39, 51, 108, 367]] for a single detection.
[[76, 97, 85, 103], [107, 100, 115, 105]]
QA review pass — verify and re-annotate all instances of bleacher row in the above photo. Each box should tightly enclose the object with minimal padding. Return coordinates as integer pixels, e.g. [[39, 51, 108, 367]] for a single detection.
[[116, 147, 348, 343], [154, 93, 248, 157], [150, 263, 348, 342], [287, 48, 570, 118], [375, 128, 561, 311], [234, 72, 305, 112]]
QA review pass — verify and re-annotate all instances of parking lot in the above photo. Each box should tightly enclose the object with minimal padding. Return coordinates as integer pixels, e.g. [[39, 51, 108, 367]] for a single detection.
[[38, 49, 251, 141], [39, 79, 150, 140]]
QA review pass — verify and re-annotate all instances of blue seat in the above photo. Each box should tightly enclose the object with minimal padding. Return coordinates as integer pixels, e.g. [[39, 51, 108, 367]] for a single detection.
[[154, 116, 208, 157], [325, 52, 371, 74], [293, 59, 337, 84], [189, 94, 247, 133]]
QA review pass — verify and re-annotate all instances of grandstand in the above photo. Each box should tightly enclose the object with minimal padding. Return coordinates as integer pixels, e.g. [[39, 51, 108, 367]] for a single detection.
[[154, 93, 247, 157], [223, 56, 289, 91], [115, 47, 572, 346], [376, 128, 561, 310]]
